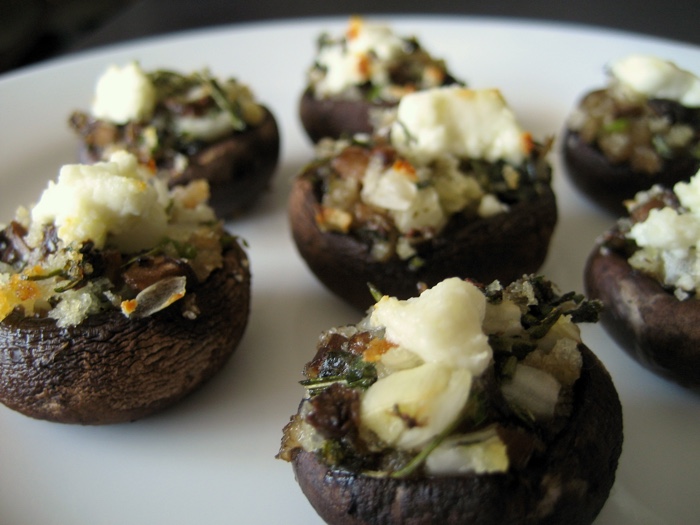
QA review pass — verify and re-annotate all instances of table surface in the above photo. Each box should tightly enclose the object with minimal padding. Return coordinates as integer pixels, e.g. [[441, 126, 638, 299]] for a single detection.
[[71, 0, 700, 53]]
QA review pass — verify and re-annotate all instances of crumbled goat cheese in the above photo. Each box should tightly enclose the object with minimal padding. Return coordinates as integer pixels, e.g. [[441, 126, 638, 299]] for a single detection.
[[610, 54, 700, 107], [360, 278, 492, 450], [29, 150, 169, 253], [91, 62, 157, 124], [478, 194, 509, 217], [360, 157, 447, 234], [173, 82, 264, 141], [1, 152, 223, 327], [430, 156, 485, 214], [390, 87, 530, 165], [346, 87, 527, 238], [174, 112, 238, 142], [370, 277, 491, 372], [314, 18, 407, 97], [627, 169, 700, 297]]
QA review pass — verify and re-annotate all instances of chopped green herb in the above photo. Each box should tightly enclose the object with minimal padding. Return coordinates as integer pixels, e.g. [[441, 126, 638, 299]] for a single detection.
[[195, 72, 247, 131], [602, 118, 629, 134], [368, 282, 384, 302], [394, 120, 417, 145], [301, 349, 378, 395], [652, 134, 673, 158], [365, 84, 383, 102], [149, 69, 248, 132], [407, 256, 425, 271]]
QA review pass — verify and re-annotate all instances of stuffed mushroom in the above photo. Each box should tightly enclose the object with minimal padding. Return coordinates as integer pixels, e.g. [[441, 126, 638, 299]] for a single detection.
[[69, 62, 280, 218], [0, 151, 251, 424], [279, 275, 622, 525], [299, 16, 462, 143], [585, 168, 700, 388], [563, 54, 700, 215], [290, 86, 557, 310]]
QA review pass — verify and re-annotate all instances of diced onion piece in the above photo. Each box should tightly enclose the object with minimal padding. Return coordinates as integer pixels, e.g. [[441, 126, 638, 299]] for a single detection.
[[121, 276, 187, 318], [278, 401, 325, 461], [525, 339, 582, 387], [426, 430, 509, 474], [483, 298, 523, 336], [501, 364, 561, 420], [360, 362, 472, 450], [536, 314, 582, 351]]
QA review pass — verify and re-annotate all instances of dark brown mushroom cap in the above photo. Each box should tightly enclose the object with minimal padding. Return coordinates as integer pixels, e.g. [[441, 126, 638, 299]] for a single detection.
[[170, 107, 280, 217], [584, 237, 700, 389], [563, 129, 699, 216], [299, 87, 395, 143], [78, 107, 280, 219], [291, 344, 623, 525], [0, 240, 251, 425], [289, 171, 558, 311]]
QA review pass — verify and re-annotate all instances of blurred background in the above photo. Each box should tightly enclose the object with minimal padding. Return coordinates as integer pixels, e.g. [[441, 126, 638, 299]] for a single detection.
[[1, 0, 134, 73], [2, 0, 698, 75]]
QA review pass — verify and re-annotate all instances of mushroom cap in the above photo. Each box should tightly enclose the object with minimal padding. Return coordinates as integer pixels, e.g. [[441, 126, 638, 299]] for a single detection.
[[291, 343, 623, 525], [585, 237, 700, 389], [299, 88, 395, 143], [79, 107, 280, 219], [289, 171, 558, 311], [0, 240, 251, 425], [563, 129, 699, 215]]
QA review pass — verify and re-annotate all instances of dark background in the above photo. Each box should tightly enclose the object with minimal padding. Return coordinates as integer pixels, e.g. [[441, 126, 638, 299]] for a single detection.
[[2, 0, 698, 75]]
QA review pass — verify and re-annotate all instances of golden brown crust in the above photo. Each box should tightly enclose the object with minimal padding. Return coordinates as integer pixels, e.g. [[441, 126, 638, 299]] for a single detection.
[[584, 239, 700, 388], [292, 344, 623, 525], [563, 130, 699, 215], [0, 241, 251, 424], [289, 172, 558, 311]]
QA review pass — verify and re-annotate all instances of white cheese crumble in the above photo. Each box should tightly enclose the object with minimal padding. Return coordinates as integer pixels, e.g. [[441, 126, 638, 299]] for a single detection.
[[325, 87, 529, 240], [91, 62, 157, 124], [360, 278, 492, 450], [29, 151, 169, 253], [313, 18, 408, 97], [360, 157, 448, 234], [361, 157, 418, 212], [390, 86, 531, 165], [370, 277, 492, 372], [1, 152, 224, 327], [173, 81, 265, 141], [174, 112, 237, 142], [610, 54, 700, 107], [627, 169, 700, 298], [430, 155, 485, 214]]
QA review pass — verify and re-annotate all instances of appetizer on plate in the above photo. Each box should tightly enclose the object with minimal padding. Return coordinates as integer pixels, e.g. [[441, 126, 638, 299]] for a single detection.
[[564, 54, 700, 214], [69, 62, 280, 217], [290, 86, 557, 310], [0, 151, 251, 424], [299, 16, 463, 142], [585, 169, 700, 388], [279, 275, 622, 525]]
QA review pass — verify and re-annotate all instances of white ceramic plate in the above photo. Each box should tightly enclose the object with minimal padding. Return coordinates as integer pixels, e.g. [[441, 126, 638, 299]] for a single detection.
[[1, 16, 699, 525]]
